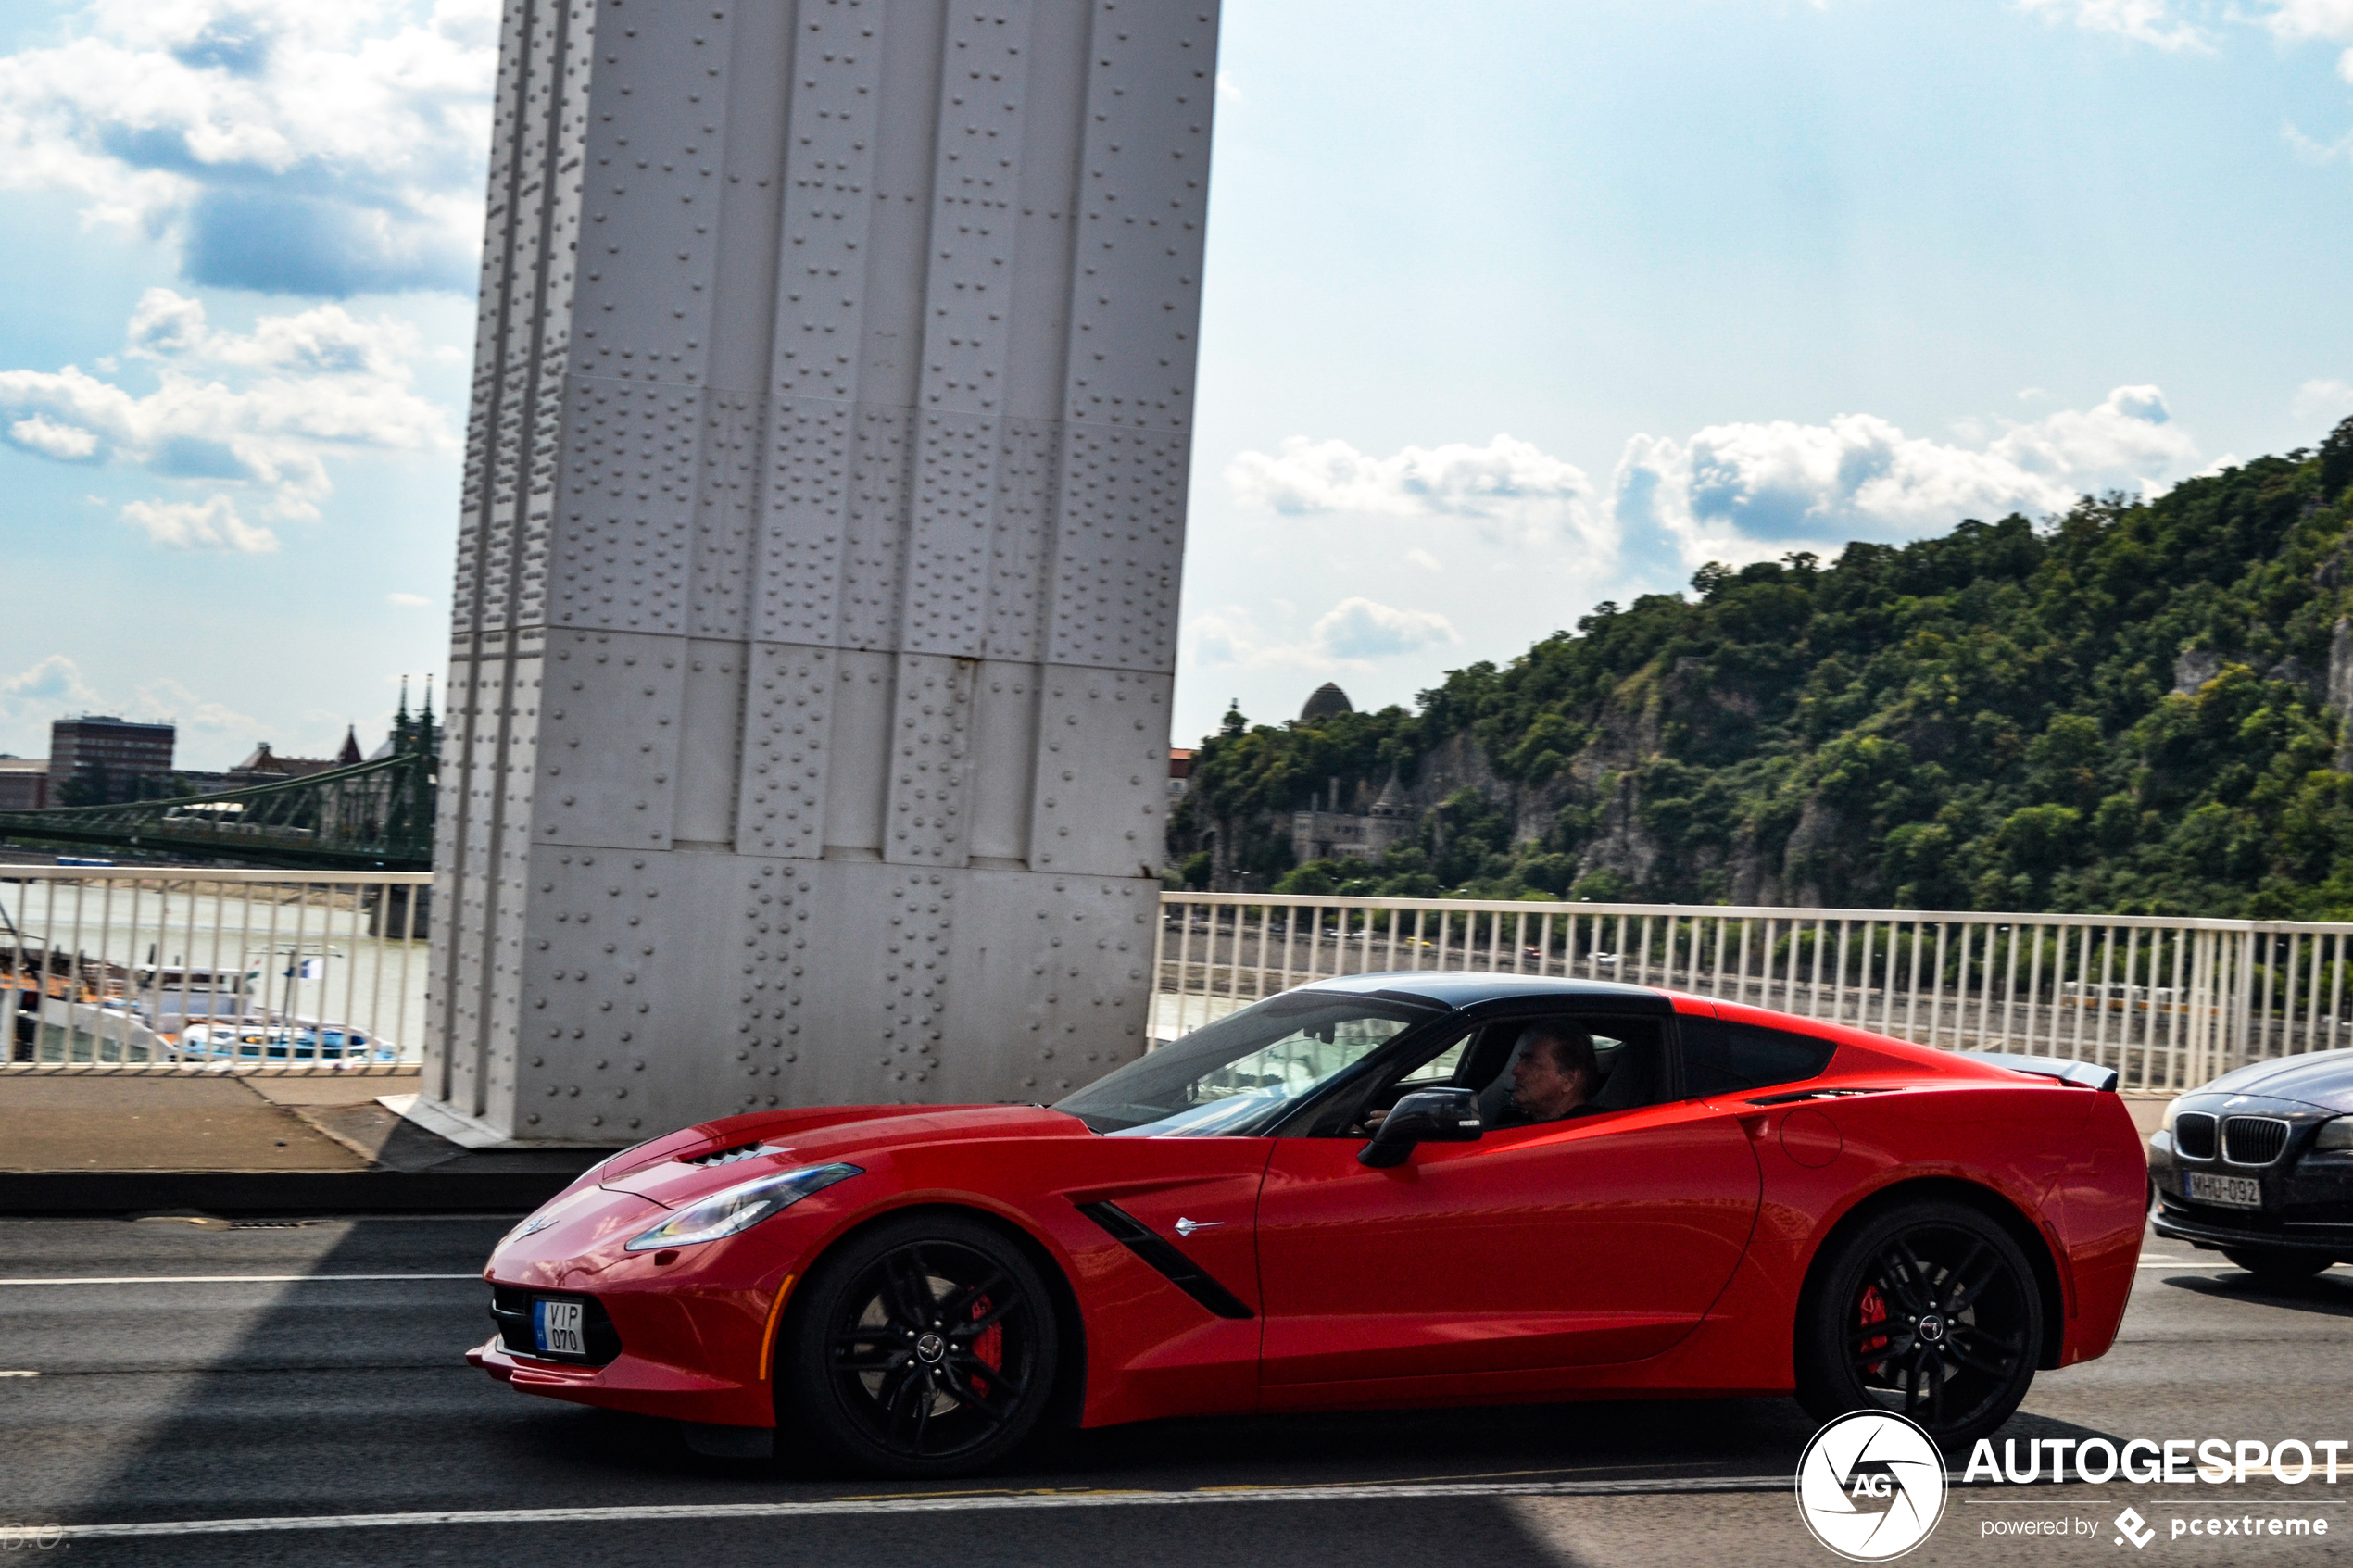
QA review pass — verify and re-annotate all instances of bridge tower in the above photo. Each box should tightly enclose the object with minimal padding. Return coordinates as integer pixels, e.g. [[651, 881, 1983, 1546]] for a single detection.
[[425, 0, 1219, 1141]]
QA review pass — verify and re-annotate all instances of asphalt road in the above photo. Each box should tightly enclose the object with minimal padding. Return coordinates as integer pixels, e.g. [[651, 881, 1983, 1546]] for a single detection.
[[5, 1216, 2353, 1566]]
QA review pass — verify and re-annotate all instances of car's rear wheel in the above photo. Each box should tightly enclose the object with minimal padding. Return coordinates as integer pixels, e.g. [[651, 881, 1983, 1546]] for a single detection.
[[1794, 1200, 2042, 1449], [2221, 1247, 2333, 1283], [778, 1212, 1057, 1477]]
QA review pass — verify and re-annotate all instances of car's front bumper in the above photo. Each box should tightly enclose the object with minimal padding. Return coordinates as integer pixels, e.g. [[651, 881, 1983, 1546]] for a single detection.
[[2148, 1100, 2353, 1259], [472, 1182, 800, 1431], [2149, 1204, 2353, 1256], [467, 1328, 771, 1426]]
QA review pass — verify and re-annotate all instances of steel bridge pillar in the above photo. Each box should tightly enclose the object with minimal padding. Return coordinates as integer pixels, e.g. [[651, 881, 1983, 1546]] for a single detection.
[[423, 0, 1217, 1142]]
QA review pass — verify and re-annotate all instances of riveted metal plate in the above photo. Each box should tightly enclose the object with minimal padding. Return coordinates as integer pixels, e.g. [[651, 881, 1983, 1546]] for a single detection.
[[736, 642, 837, 860], [1064, 1, 1214, 431], [902, 410, 1003, 658], [1029, 668, 1172, 878], [534, 629, 684, 850], [883, 652, 976, 866], [1047, 427, 1188, 671], [688, 390, 761, 639], [550, 376, 699, 633]]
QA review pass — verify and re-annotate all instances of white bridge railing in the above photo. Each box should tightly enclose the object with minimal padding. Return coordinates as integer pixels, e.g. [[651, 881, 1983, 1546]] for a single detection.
[[1152, 894, 2353, 1093], [18, 868, 2348, 1093], [3, 868, 432, 1073]]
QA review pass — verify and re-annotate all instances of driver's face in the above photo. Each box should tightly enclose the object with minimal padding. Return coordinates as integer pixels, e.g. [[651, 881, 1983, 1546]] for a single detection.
[[1510, 1042, 1590, 1121]]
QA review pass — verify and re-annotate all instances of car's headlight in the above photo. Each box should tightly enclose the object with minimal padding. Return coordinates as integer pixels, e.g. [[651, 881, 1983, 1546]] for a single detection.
[[2314, 1118, 2353, 1152], [623, 1163, 863, 1253]]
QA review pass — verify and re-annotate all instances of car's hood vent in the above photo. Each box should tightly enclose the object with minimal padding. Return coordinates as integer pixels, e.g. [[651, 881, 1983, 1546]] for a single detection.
[[680, 1140, 772, 1167]]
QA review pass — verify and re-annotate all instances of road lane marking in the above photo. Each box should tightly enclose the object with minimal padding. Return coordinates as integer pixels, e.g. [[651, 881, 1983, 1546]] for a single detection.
[[53, 1476, 1802, 1539], [0, 1274, 481, 1286]]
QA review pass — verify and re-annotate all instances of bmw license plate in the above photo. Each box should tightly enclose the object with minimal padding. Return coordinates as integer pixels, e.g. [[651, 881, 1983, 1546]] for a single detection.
[[533, 1298, 585, 1356], [2188, 1172, 2262, 1210]]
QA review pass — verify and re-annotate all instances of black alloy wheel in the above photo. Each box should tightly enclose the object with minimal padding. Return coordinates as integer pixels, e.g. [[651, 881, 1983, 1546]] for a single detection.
[[2221, 1247, 2334, 1283], [779, 1213, 1057, 1476], [1795, 1200, 2043, 1448]]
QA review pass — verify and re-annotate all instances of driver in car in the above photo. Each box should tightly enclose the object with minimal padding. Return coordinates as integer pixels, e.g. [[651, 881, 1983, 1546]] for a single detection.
[[1363, 1023, 1604, 1132], [1491, 1024, 1604, 1126]]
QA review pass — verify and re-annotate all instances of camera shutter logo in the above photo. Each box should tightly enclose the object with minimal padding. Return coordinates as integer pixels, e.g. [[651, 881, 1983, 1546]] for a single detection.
[[1794, 1411, 1948, 1561]]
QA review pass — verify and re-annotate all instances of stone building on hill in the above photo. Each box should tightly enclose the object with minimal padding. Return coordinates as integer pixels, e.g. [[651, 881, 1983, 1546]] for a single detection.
[[1299, 682, 1353, 723], [1291, 770, 1413, 866]]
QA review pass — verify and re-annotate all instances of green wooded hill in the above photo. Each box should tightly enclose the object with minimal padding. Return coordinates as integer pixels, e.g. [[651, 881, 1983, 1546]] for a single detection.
[[1171, 419, 2353, 919]]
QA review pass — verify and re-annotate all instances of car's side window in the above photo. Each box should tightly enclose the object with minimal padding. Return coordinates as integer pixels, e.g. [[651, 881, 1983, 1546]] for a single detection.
[[1471, 1015, 1669, 1125], [1303, 1027, 1478, 1136], [1392, 1038, 1470, 1088], [1680, 1020, 1836, 1099]]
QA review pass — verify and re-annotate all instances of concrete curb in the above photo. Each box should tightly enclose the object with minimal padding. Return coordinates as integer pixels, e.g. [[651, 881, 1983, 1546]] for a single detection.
[[0, 1168, 585, 1217]]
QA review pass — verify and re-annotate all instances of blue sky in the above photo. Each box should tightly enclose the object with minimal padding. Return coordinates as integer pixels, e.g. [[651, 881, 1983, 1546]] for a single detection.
[[0, 0, 2347, 767]]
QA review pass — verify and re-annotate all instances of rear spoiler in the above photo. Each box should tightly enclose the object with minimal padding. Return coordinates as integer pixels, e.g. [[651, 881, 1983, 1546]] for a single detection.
[[1955, 1050, 2120, 1093]]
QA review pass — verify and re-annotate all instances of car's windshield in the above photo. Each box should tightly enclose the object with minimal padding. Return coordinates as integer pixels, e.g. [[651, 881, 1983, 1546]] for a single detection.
[[1054, 993, 1430, 1135]]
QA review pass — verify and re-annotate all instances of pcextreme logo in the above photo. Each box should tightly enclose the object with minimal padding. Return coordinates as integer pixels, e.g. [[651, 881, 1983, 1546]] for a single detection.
[[1795, 1411, 1949, 1562]]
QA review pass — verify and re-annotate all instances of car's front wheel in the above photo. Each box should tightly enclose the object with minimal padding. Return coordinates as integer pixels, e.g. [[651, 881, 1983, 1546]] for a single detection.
[[2221, 1247, 2333, 1283], [777, 1212, 1058, 1477], [1794, 1200, 2043, 1449]]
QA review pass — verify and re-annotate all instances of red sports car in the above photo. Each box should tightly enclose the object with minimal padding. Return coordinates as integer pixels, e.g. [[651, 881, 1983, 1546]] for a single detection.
[[470, 974, 2147, 1475]]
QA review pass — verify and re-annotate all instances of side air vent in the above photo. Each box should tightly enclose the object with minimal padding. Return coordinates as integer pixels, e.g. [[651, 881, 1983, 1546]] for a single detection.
[[1076, 1201, 1254, 1320], [2173, 1112, 2217, 1160], [681, 1141, 770, 1167]]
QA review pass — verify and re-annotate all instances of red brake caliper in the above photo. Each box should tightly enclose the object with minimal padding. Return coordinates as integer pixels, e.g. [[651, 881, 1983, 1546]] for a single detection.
[[968, 1295, 1001, 1398], [1857, 1283, 1890, 1378]]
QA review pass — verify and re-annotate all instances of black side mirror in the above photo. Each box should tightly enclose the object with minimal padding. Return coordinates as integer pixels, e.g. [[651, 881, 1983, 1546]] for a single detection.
[[1359, 1086, 1483, 1168]]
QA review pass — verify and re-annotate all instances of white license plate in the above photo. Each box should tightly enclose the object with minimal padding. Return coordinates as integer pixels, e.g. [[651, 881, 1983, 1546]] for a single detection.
[[533, 1298, 585, 1357], [2188, 1172, 2263, 1210]]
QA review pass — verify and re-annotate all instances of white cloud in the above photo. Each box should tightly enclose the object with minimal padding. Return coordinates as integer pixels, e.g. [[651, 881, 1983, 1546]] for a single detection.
[[2296, 378, 2353, 422], [2013, 0, 2214, 50], [2270, 0, 2353, 31], [1405, 547, 1442, 571], [2266, 0, 2353, 69], [1312, 597, 1459, 661], [0, 0, 496, 295], [1190, 597, 1459, 672], [2, 654, 100, 711], [1613, 385, 2200, 569], [385, 591, 431, 606], [2026, 0, 2353, 70], [0, 288, 450, 540], [1227, 433, 1612, 556], [8, 415, 100, 460], [133, 677, 258, 736], [120, 495, 276, 552]]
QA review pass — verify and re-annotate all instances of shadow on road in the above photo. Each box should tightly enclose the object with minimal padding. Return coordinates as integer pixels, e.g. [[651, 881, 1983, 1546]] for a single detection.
[[2157, 1269, 2353, 1318], [43, 1215, 2176, 1568]]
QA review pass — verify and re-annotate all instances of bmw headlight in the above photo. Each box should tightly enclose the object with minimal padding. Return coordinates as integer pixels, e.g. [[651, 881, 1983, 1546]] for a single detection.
[[2314, 1118, 2353, 1152], [623, 1163, 863, 1253]]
